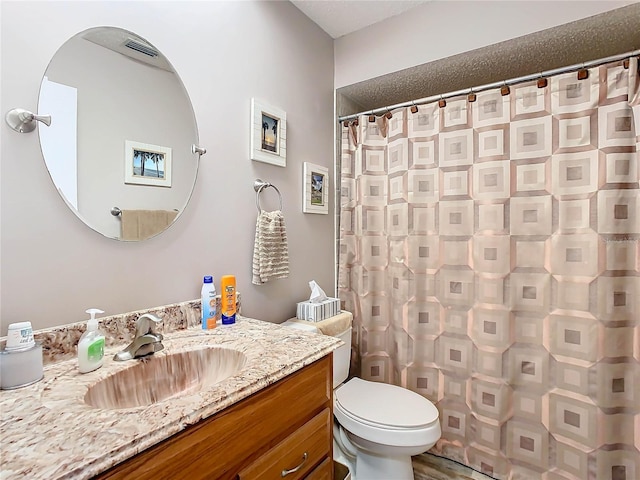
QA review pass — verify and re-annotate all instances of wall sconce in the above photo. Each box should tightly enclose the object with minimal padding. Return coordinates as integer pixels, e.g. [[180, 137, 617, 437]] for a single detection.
[[5, 108, 51, 133]]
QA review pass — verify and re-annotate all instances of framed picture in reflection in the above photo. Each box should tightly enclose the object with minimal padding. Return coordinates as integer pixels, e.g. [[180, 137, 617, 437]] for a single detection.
[[124, 140, 172, 187]]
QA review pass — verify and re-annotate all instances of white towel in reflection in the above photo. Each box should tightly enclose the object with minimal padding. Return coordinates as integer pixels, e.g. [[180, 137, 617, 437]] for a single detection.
[[252, 210, 290, 285], [120, 209, 178, 241]]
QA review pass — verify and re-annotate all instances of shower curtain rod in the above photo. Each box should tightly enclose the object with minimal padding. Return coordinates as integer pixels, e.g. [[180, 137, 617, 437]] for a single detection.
[[338, 49, 640, 122]]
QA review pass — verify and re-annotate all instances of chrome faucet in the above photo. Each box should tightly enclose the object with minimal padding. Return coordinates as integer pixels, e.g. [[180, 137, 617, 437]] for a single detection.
[[113, 313, 164, 361]]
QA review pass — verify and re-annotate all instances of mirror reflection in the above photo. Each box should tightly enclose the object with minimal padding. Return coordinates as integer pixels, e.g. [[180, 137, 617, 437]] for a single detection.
[[38, 27, 199, 241]]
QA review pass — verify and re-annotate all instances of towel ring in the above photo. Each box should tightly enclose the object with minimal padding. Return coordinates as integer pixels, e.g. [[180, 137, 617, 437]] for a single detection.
[[254, 179, 283, 213]]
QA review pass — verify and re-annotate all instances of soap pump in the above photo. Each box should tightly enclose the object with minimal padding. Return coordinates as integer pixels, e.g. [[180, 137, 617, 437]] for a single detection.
[[78, 308, 106, 373]]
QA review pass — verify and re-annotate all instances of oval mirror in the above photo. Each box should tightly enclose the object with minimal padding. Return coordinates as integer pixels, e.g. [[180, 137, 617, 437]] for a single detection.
[[37, 27, 199, 241]]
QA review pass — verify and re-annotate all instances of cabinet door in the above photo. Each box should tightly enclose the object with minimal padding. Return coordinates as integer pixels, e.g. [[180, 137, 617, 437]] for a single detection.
[[238, 409, 331, 480], [304, 458, 333, 480]]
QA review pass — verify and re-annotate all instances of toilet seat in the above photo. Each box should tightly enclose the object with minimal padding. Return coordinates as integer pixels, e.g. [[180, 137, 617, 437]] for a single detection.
[[335, 377, 439, 428], [334, 378, 441, 448]]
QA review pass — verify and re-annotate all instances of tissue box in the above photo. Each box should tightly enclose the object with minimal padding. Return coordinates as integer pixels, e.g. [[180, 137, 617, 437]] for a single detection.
[[296, 298, 340, 322]]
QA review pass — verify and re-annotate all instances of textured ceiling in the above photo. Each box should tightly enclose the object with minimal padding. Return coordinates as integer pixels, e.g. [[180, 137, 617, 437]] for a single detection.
[[290, 0, 429, 38], [337, 3, 640, 117]]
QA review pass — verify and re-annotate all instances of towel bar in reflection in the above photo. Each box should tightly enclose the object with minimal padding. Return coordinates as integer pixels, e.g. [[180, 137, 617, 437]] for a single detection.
[[111, 207, 178, 217], [254, 179, 283, 213]]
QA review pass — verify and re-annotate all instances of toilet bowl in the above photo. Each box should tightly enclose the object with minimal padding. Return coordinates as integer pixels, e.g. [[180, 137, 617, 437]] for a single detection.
[[334, 377, 441, 479], [282, 316, 441, 480]]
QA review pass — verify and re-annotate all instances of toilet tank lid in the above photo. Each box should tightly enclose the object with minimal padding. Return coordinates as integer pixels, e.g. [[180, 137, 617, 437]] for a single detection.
[[280, 320, 320, 334], [335, 377, 439, 428]]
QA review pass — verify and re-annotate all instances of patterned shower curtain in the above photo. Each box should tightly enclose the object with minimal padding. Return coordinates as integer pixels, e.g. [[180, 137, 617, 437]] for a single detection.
[[338, 58, 639, 480]]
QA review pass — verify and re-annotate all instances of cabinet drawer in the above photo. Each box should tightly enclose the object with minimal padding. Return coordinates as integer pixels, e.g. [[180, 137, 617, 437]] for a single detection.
[[238, 408, 331, 480], [304, 458, 332, 480]]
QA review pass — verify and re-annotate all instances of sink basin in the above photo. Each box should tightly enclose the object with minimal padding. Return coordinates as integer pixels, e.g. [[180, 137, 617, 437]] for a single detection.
[[84, 347, 246, 409]]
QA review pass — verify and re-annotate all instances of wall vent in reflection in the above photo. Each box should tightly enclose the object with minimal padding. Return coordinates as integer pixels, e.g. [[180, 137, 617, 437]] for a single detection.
[[124, 39, 158, 58]]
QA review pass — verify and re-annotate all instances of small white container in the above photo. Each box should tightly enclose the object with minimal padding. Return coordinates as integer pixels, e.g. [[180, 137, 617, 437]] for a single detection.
[[5, 321, 35, 351], [0, 343, 44, 390]]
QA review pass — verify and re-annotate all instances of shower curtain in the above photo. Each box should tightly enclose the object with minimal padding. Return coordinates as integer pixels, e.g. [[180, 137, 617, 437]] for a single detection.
[[338, 58, 639, 480]]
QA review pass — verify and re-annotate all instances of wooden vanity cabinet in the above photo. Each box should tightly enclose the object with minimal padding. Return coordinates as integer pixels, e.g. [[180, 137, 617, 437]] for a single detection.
[[303, 457, 334, 480], [93, 355, 333, 480]]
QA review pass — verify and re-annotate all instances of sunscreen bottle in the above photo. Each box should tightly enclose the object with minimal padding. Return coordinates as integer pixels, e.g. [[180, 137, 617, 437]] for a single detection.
[[201, 276, 217, 329], [220, 275, 236, 325]]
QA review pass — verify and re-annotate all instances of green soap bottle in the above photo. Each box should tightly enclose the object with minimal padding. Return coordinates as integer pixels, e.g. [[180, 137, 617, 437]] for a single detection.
[[78, 308, 105, 373]]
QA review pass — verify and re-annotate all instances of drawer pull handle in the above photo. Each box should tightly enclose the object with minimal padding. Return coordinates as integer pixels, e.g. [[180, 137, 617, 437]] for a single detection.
[[281, 452, 308, 477]]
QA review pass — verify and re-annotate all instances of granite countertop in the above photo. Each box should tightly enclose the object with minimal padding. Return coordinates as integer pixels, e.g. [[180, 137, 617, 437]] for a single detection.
[[0, 317, 341, 480]]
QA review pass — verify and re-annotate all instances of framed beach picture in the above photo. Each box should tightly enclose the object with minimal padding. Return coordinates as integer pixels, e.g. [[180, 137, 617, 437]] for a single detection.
[[124, 140, 172, 187], [251, 98, 287, 167], [303, 162, 328, 214]]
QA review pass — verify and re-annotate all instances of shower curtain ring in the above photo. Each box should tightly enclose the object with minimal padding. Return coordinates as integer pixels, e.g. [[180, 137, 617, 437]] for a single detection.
[[385, 109, 393, 120], [537, 72, 548, 88], [368, 111, 375, 122], [500, 81, 510, 96], [438, 95, 446, 108], [577, 63, 589, 80], [467, 88, 476, 103], [410, 101, 418, 114]]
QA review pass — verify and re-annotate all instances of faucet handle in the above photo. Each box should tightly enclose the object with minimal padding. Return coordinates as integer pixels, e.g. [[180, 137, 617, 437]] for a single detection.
[[135, 313, 162, 337]]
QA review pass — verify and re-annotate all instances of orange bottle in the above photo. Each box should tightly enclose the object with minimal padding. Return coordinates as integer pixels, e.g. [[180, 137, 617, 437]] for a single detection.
[[220, 275, 236, 325]]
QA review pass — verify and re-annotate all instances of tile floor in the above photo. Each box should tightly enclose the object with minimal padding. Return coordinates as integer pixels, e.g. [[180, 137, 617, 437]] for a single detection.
[[413, 454, 495, 480]]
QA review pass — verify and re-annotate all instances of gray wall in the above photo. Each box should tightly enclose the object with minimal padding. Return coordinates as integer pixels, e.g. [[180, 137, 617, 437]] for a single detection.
[[1, 1, 335, 330], [3, 1, 632, 332]]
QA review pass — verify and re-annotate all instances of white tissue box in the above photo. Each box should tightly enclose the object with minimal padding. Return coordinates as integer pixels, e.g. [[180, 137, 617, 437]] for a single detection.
[[296, 298, 340, 322]]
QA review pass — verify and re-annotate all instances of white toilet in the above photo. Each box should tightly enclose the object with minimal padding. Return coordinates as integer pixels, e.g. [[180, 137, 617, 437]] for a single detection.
[[283, 318, 441, 480]]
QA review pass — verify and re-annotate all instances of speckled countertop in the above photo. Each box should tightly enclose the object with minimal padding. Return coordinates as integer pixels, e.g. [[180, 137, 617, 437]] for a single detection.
[[0, 316, 341, 480]]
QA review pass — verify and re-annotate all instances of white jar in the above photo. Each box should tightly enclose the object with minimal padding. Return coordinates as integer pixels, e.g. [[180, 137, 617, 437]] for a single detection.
[[5, 322, 35, 351]]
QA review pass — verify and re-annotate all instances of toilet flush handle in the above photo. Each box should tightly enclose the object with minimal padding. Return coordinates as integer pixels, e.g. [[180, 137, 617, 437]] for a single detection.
[[281, 452, 308, 477]]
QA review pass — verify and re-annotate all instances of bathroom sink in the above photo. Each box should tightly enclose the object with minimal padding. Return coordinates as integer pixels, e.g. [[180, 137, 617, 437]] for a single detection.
[[84, 347, 247, 409]]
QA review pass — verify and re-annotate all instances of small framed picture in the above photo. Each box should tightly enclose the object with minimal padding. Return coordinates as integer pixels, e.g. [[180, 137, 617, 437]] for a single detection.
[[303, 162, 329, 214], [124, 140, 172, 187], [251, 98, 286, 167]]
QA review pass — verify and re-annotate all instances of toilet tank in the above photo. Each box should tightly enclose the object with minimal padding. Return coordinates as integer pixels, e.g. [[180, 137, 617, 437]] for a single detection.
[[281, 320, 352, 389], [333, 327, 351, 388]]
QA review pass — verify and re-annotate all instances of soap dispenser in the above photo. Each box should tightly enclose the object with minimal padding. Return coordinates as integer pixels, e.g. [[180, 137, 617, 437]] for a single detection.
[[78, 308, 106, 373]]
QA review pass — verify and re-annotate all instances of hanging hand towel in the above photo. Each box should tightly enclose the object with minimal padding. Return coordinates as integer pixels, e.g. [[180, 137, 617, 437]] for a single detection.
[[121, 209, 178, 241], [252, 210, 290, 285]]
